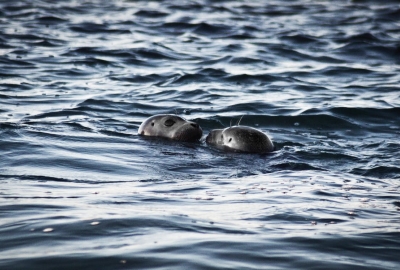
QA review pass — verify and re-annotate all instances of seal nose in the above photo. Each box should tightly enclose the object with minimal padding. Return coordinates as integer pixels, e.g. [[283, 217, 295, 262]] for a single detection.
[[190, 123, 199, 129]]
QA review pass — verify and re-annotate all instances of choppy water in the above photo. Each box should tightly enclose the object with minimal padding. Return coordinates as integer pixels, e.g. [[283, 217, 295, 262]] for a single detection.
[[1, 0, 400, 269]]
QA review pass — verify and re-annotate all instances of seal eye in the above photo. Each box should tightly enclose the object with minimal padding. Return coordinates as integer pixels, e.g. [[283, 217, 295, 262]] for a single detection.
[[164, 119, 175, 127], [228, 138, 232, 142], [151, 122, 155, 126]]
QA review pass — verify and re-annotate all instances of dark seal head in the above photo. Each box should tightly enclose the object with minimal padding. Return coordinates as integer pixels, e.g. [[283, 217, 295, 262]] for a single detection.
[[138, 114, 202, 142], [206, 126, 274, 153]]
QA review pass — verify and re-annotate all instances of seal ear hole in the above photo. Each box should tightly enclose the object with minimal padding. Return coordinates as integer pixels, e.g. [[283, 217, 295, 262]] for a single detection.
[[228, 138, 232, 142]]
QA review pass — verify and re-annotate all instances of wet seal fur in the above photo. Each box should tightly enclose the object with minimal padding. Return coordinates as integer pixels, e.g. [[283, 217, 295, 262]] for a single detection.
[[138, 114, 202, 142], [206, 126, 274, 153]]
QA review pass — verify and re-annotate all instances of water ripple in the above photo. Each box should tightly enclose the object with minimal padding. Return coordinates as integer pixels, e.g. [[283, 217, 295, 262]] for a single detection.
[[1, 0, 400, 269]]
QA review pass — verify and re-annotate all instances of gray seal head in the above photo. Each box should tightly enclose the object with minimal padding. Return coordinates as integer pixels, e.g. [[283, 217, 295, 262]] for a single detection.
[[206, 126, 274, 153], [138, 114, 202, 142]]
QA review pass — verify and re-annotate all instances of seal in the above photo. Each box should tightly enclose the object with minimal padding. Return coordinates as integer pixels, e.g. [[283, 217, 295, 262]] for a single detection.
[[138, 114, 202, 142], [206, 126, 274, 153]]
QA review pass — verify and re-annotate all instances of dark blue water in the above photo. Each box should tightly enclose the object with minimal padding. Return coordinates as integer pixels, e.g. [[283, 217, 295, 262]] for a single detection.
[[1, 0, 400, 269]]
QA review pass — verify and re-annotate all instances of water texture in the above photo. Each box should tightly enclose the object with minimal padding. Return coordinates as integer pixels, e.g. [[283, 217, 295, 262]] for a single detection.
[[1, 0, 400, 269]]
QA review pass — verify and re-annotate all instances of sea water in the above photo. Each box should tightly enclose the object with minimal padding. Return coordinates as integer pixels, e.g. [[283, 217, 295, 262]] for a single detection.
[[1, 1, 400, 269]]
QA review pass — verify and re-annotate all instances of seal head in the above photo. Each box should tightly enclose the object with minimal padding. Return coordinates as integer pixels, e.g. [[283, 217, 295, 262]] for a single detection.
[[206, 126, 274, 153], [138, 114, 202, 142]]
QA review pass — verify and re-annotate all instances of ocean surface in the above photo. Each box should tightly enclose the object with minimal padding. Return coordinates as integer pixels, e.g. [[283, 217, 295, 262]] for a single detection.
[[1, 0, 400, 269]]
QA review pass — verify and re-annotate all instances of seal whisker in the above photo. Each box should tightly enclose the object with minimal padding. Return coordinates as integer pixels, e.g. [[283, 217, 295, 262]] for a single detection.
[[237, 115, 244, 126]]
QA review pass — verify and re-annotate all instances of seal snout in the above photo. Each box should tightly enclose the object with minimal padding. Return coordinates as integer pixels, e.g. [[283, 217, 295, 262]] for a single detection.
[[205, 129, 222, 145]]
